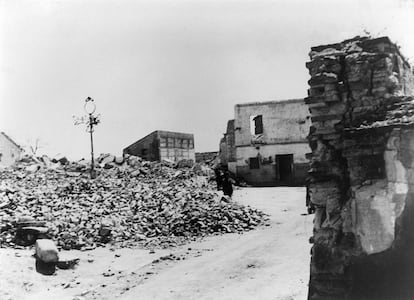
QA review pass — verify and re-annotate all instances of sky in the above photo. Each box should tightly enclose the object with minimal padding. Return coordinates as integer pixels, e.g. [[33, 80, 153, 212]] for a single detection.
[[1, 0, 414, 160]]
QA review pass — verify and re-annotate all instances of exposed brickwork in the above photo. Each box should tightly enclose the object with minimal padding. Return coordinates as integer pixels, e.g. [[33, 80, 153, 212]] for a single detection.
[[306, 36, 414, 299]]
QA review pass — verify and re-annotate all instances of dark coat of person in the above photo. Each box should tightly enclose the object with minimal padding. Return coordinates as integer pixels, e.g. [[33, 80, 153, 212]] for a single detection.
[[214, 168, 223, 191], [222, 171, 233, 197]]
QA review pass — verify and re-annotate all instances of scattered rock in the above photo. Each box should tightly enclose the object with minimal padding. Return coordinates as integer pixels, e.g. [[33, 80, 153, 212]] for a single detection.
[[0, 154, 268, 250], [114, 156, 124, 165], [56, 253, 80, 270]]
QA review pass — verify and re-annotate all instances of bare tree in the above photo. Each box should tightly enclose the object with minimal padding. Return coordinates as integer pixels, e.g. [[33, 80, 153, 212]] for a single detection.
[[25, 138, 43, 156]]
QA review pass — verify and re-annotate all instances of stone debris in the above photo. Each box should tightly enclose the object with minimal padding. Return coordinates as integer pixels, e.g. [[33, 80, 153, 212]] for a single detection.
[[0, 154, 268, 250], [56, 258, 80, 270], [56, 252, 80, 269]]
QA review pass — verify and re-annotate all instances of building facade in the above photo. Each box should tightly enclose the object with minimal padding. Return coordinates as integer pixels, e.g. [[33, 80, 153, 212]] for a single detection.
[[0, 132, 23, 167], [123, 130, 195, 162], [221, 99, 311, 186]]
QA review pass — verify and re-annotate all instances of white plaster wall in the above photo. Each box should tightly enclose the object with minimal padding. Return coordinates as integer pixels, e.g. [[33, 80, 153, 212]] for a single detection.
[[352, 133, 408, 254], [228, 162, 237, 174], [0, 134, 22, 167], [234, 100, 311, 147], [236, 143, 310, 167]]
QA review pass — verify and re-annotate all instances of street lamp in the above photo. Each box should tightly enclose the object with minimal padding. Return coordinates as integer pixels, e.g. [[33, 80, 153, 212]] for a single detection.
[[74, 97, 100, 178]]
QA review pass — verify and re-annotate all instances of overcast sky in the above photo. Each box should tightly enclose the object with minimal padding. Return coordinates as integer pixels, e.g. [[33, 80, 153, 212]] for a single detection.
[[1, 0, 414, 160]]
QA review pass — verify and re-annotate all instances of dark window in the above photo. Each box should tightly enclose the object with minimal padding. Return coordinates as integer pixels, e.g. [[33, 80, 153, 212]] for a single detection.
[[249, 157, 260, 169], [254, 115, 263, 134], [360, 154, 385, 179], [141, 149, 147, 156], [250, 115, 263, 135]]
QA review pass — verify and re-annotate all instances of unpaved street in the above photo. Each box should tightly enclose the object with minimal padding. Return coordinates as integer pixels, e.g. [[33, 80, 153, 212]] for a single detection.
[[0, 187, 312, 300]]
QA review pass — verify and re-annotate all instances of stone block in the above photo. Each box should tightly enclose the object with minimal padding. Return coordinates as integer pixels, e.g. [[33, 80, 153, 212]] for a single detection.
[[341, 201, 354, 233], [15, 226, 49, 246], [310, 181, 341, 209], [314, 208, 326, 230], [16, 216, 46, 229], [314, 127, 339, 135], [114, 156, 124, 165], [100, 154, 115, 165], [309, 83, 338, 97], [35, 239, 59, 263], [308, 72, 339, 86], [308, 102, 328, 109], [311, 114, 343, 122], [57, 252, 80, 270], [306, 57, 342, 76], [313, 228, 339, 247], [321, 133, 341, 141]]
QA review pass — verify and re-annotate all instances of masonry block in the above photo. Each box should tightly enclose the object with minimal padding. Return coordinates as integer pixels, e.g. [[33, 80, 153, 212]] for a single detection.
[[35, 239, 59, 263]]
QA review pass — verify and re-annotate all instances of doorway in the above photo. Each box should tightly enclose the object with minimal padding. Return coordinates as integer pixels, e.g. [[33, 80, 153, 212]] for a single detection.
[[276, 154, 294, 185]]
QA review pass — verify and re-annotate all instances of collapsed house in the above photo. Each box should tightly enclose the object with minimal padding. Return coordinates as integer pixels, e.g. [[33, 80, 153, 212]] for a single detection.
[[0, 132, 23, 167], [220, 99, 311, 186], [306, 36, 414, 299], [195, 151, 218, 163], [123, 130, 195, 163]]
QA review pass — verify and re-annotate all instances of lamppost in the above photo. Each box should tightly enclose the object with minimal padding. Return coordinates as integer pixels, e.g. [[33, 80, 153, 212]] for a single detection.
[[74, 97, 100, 178]]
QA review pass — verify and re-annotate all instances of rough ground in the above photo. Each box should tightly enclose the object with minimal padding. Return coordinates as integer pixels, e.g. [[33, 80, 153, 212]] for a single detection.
[[0, 187, 313, 300]]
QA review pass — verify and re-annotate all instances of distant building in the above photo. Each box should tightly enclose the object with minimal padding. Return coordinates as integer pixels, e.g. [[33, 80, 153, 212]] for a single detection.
[[220, 99, 311, 186], [123, 130, 195, 162], [0, 132, 23, 167]]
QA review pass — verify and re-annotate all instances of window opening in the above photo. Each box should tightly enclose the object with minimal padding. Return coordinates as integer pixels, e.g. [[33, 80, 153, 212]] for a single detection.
[[250, 115, 263, 135], [249, 157, 260, 169]]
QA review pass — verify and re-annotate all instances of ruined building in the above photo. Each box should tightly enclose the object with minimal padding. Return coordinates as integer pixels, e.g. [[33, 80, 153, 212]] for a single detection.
[[220, 99, 311, 186], [195, 151, 218, 163], [219, 119, 236, 169], [306, 36, 414, 299], [123, 130, 195, 163], [0, 132, 23, 167]]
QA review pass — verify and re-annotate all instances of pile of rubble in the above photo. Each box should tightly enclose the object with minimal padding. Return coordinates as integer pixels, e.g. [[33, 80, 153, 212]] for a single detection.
[[0, 154, 268, 250]]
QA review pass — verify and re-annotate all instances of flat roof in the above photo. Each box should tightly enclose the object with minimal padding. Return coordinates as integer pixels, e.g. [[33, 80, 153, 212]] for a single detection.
[[124, 130, 194, 151], [156, 130, 194, 137], [235, 98, 304, 108]]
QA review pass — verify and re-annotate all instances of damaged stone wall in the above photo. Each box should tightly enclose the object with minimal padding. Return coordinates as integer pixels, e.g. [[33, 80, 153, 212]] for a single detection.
[[306, 36, 414, 299]]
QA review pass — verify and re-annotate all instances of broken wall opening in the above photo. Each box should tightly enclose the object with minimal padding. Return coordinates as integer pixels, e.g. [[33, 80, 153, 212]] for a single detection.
[[250, 115, 263, 135]]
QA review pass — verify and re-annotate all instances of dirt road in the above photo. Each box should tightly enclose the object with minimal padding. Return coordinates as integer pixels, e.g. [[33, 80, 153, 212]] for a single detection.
[[0, 187, 313, 300]]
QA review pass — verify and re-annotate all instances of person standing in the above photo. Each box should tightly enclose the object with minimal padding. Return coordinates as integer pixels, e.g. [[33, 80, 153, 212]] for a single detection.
[[222, 170, 233, 197], [214, 166, 223, 191]]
